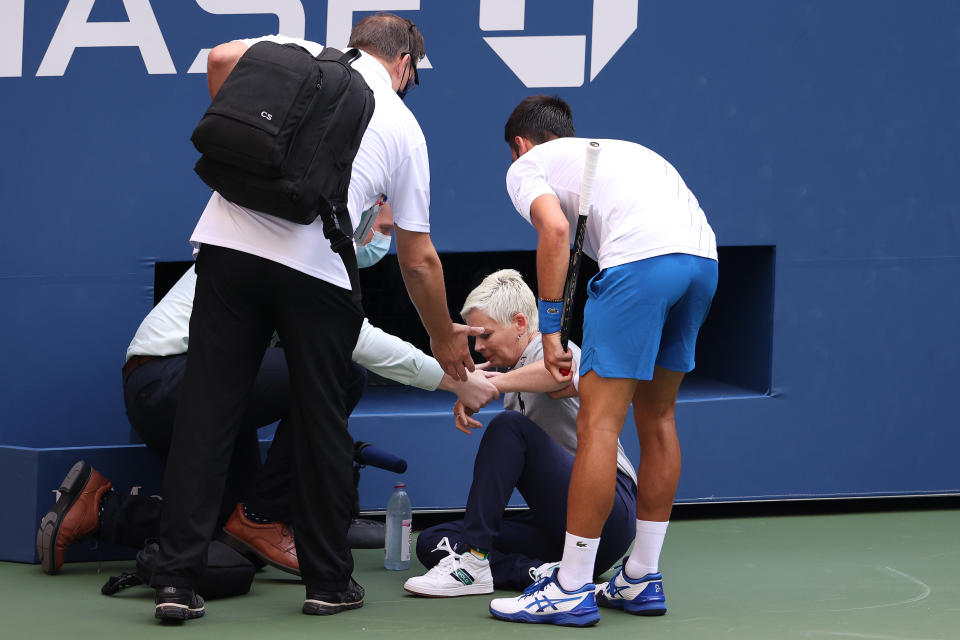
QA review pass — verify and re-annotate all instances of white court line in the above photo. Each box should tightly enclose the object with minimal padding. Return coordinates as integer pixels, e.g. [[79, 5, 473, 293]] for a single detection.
[[767, 566, 931, 614], [827, 566, 931, 612]]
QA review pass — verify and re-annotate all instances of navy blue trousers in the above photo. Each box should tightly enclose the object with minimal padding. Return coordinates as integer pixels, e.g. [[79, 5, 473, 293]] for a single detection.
[[416, 410, 637, 590]]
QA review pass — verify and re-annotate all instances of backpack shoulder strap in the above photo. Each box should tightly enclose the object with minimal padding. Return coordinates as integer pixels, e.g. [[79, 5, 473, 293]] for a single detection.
[[101, 572, 145, 595], [339, 48, 362, 65], [320, 205, 362, 306], [316, 46, 343, 61], [315, 46, 362, 66]]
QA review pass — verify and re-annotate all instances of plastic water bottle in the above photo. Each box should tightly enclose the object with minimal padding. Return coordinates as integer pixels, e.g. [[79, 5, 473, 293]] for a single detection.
[[384, 482, 412, 570]]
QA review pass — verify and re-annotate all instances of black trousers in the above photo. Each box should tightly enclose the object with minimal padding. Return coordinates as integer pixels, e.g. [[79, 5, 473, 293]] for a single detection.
[[116, 350, 367, 549], [148, 245, 363, 592]]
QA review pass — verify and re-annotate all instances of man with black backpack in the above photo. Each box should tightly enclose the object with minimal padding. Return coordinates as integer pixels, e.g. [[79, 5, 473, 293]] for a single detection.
[[144, 13, 477, 621]]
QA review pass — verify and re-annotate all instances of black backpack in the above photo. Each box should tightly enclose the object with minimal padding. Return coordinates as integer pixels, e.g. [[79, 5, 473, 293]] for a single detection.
[[102, 540, 255, 601], [190, 41, 375, 302]]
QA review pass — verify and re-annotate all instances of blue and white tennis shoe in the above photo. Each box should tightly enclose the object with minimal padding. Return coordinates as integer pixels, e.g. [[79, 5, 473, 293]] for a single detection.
[[595, 565, 667, 615], [489, 567, 599, 627]]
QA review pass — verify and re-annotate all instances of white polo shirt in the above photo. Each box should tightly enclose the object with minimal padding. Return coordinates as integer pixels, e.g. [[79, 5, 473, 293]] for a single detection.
[[190, 35, 431, 290], [126, 266, 445, 390], [506, 137, 717, 270]]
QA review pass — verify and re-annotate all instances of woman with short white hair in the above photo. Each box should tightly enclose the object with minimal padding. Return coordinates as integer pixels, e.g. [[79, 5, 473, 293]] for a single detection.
[[403, 269, 638, 596]]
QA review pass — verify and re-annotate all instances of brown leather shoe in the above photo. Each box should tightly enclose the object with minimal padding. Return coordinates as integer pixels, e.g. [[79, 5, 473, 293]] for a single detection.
[[222, 503, 300, 576], [36, 461, 112, 574]]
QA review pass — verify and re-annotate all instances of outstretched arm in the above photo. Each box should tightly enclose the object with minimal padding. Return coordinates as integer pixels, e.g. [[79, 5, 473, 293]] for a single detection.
[[395, 227, 480, 381], [488, 359, 568, 395], [450, 358, 580, 435], [351, 319, 497, 411], [437, 369, 500, 412]]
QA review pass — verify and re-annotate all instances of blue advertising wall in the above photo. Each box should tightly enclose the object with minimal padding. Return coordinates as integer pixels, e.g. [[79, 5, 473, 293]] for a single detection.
[[1, 1, 959, 562]]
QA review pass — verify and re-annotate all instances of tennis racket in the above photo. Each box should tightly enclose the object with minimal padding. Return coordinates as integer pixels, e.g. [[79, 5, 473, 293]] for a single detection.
[[558, 140, 601, 375]]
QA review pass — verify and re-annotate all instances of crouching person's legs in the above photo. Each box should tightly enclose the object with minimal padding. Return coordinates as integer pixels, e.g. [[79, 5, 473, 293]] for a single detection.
[[405, 411, 568, 596], [34, 356, 184, 573], [223, 359, 367, 576]]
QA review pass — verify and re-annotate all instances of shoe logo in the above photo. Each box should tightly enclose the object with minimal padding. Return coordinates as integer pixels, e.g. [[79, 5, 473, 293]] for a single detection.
[[607, 576, 631, 598], [526, 594, 585, 613], [450, 569, 474, 585]]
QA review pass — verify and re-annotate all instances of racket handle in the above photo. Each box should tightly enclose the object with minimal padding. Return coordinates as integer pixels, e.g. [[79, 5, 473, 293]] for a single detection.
[[558, 141, 600, 380], [578, 141, 601, 218]]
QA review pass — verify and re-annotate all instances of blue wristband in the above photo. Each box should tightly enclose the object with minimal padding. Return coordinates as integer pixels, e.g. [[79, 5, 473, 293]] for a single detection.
[[538, 298, 564, 335]]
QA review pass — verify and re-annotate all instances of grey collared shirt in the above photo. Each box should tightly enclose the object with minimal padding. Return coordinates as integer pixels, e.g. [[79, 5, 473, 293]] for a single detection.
[[503, 334, 637, 486]]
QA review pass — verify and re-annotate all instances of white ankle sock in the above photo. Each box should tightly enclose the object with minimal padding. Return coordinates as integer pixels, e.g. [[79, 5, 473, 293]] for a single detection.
[[624, 519, 668, 579], [556, 532, 600, 591]]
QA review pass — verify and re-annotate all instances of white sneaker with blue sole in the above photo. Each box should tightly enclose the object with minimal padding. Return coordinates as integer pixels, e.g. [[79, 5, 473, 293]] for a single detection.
[[596, 565, 667, 615], [489, 567, 599, 627]]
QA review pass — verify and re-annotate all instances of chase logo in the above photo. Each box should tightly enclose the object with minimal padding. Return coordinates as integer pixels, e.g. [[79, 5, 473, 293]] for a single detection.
[[480, 0, 638, 87], [0, 0, 436, 78], [3, 0, 631, 83]]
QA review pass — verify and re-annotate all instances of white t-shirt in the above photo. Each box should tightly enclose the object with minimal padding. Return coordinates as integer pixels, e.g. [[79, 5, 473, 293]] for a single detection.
[[506, 137, 717, 270], [126, 266, 444, 390], [190, 35, 431, 289]]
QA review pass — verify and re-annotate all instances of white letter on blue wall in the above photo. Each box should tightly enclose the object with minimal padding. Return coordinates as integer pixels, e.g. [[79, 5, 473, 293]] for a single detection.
[[188, 0, 306, 74], [0, 1, 25, 77], [37, 0, 175, 76]]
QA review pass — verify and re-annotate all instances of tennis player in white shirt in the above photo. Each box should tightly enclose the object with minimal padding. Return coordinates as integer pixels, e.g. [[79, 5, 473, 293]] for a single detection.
[[488, 95, 718, 627]]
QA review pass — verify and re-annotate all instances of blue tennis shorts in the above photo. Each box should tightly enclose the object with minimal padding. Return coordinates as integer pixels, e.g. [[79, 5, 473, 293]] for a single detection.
[[579, 253, 719, 381]]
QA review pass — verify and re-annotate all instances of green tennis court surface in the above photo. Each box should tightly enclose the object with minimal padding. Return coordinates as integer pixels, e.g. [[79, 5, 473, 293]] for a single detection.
[[3, 509, 958, 639]]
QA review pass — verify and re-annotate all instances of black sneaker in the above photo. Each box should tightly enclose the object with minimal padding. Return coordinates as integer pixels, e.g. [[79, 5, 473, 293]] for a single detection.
[[155, 586, 205, 621], [347, 518, 385, 549], [302, 578, 364, 615]]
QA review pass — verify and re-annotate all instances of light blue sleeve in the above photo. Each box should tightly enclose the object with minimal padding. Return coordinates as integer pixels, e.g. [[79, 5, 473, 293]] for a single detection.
[[351, 318, 444, 390], [125, 266, 196, 360]]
